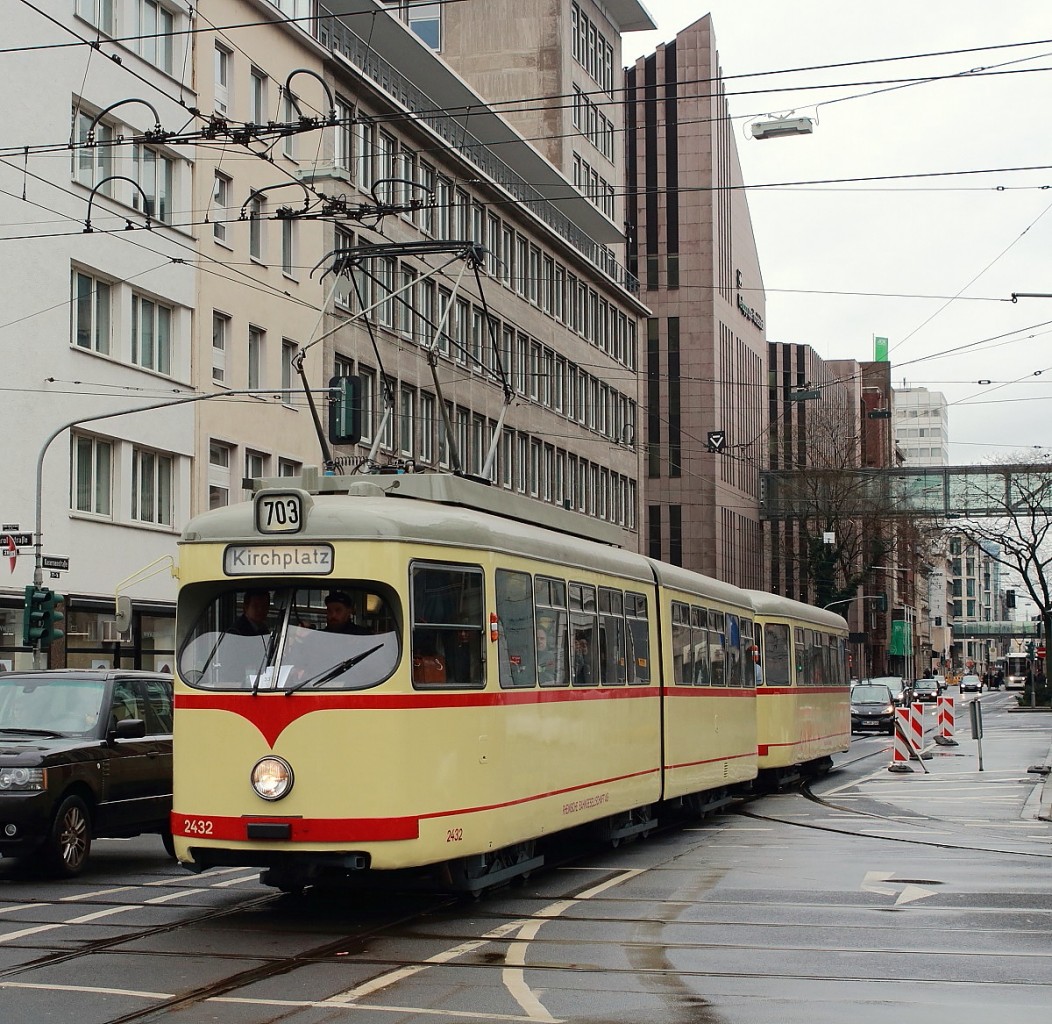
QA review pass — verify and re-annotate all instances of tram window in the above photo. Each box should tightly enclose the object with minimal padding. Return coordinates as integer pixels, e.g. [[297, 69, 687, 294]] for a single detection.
[[708, 610, 725, 687], [725, 613, 741, 688], [691, 606, 710, 686], [671, 602, 691, 685], [534, 575, 569, 686], [794, 627, 806, 683], [625, 591, 650, 684], [740, 617, 757, 688], [177, 582, 400, 691], [496, 570, 535, 688], [762, 624, 791, 686], [411, 563, 485, 689], [598, 587, 626, 686], [569, 582, 598, 686]]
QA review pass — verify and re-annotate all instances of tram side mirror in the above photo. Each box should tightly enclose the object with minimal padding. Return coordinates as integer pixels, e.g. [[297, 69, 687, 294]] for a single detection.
[[114, 596, 133, 634]]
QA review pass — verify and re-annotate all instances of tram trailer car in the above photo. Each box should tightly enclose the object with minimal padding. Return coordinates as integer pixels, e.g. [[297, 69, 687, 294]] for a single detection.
[[745, 591, 851, 785], [171, 474, 846, 892]]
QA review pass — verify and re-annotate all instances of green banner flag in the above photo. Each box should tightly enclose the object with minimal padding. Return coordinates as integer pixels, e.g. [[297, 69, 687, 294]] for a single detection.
[[890, 619, 912, 656], [874, 336, 889, 361]]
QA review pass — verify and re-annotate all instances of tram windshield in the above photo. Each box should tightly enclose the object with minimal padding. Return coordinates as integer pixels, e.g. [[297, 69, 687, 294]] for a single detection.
[[178, 583, 399, 691]]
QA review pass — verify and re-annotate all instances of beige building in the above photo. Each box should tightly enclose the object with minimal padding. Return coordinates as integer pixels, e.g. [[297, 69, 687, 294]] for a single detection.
[[194, 1, 648, 537], [626, 16, 767, 588]]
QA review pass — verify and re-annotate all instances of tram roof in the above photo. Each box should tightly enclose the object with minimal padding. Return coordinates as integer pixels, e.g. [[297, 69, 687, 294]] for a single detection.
[[743, 590, 849, 629], [181, 471, 653, 582]]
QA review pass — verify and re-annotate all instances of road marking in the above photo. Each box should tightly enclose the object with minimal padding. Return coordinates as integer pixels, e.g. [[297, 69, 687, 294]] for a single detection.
[[862, 871, 938, 905], [0, 981, 172, 999], [216, 995, 550, 1020], [325, 869, 641, 1019]]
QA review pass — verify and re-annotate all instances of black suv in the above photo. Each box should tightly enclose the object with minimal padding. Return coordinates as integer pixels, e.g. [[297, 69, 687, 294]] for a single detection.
[[0, 670, 173, 877]]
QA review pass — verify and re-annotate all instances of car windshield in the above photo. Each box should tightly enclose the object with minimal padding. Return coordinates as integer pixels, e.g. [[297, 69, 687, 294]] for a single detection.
[[852, 685, 892, 703], [178, 583, 400, 691], [0, 677, 105, 735]]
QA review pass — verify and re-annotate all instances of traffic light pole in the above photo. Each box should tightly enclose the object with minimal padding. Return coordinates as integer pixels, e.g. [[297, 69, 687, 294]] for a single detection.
[[30, 388, 319, 669]]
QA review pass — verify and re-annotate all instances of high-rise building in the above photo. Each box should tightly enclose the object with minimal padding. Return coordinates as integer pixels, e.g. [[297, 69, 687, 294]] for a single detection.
[[626, 16, 767, 588], [893, 387, 949, 466]]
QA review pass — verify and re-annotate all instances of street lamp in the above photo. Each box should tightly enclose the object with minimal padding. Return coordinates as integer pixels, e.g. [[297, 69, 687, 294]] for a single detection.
[[750, 115, 815, 140]]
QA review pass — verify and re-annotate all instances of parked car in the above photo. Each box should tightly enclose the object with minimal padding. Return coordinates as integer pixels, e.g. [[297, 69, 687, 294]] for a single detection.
[[912, 677, 940, 702], [850, 682, 897, 735], [0, 670, 173, 877], [960, 674, 982, 693]]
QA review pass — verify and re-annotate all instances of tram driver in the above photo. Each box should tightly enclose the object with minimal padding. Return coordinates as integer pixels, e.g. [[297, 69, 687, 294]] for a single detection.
[[323, 591, 371, 635], [230, 589, 271, 636]]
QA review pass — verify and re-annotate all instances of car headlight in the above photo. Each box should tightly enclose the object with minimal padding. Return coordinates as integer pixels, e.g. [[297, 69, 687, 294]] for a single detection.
[[250, 757, 294, 801], [0, 767, 46, 792], [883, 704, 894, 714]]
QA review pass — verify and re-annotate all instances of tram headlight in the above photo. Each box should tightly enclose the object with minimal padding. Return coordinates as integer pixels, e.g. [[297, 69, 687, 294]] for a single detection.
[[250, 756, 294, 801]]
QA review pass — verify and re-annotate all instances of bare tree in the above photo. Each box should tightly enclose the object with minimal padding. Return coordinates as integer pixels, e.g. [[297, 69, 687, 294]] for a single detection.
[[948, 456, 1052, 691]]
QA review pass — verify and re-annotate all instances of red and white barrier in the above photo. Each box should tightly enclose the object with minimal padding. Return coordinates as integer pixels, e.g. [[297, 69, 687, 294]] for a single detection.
[[935, 696, 958, 746], [888, 708, 914, 772], [910, 702, 925, 755]]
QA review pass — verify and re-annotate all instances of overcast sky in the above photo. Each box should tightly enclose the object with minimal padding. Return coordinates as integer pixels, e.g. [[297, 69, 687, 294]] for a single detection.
[[624, 2, 1052, 465]]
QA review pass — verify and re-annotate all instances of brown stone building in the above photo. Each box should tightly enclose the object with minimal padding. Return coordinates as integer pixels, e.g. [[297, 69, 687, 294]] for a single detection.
[[626, 15, 766, 587]]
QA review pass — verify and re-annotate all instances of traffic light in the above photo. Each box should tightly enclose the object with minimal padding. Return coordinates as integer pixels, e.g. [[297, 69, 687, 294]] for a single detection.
[[21, 585, 64, 649], [328, 375, 362, 445]]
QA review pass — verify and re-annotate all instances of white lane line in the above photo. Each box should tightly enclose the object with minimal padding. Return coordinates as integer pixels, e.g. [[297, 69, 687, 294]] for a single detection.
[[326, 869, 642, 1019], [216, 995, 551, 1020], [0, 981, 172, 999], [211, 873, 262, 888]]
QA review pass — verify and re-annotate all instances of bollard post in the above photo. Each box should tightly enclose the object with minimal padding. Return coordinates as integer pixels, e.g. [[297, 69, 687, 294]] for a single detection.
[[969, 698, 984, 772]]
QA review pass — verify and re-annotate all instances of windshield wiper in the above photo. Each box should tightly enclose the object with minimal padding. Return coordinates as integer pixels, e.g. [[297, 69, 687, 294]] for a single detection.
[[0, 727, 65, 737], [284, 643, 385, 695]]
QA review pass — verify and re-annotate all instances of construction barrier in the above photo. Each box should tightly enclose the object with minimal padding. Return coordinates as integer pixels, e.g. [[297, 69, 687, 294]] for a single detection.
[[910, 702, 925, 754], [935, 696, 959, 746], [888, 708, 914, 772]]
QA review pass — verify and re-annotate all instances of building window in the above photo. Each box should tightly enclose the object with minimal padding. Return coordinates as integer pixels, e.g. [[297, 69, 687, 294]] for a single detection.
[[278, 458, 301, 477], [72, 270, 111, 354], [72, 109, 113, 192], [281, 340, 296, 404], [244, 450, 267, 497], [78, 0, 114, 33], [73, 434, 112, 516], [282, 90, 296, 159], [335, 96, 354, 172], [248, 326, 264, 389], [213, 172, 230, 242], [212, 312, 229, 383], [419, 391, 435, 464], [131, 447, 173, 526], [248, 194, 263, 261], [208, 441, 231, 508], [281, 217, 295, 276], [131, 144, 174, 222], [131, 293, 172, 375], [250, 67, 267, 125], [214, 44, 230, 116], [399, 387, 415, 457], [139, 0, 175, 74]]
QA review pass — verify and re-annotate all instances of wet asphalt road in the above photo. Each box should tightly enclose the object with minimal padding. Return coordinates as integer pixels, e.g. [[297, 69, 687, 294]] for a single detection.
[[0, 687, 1048, 1024]]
